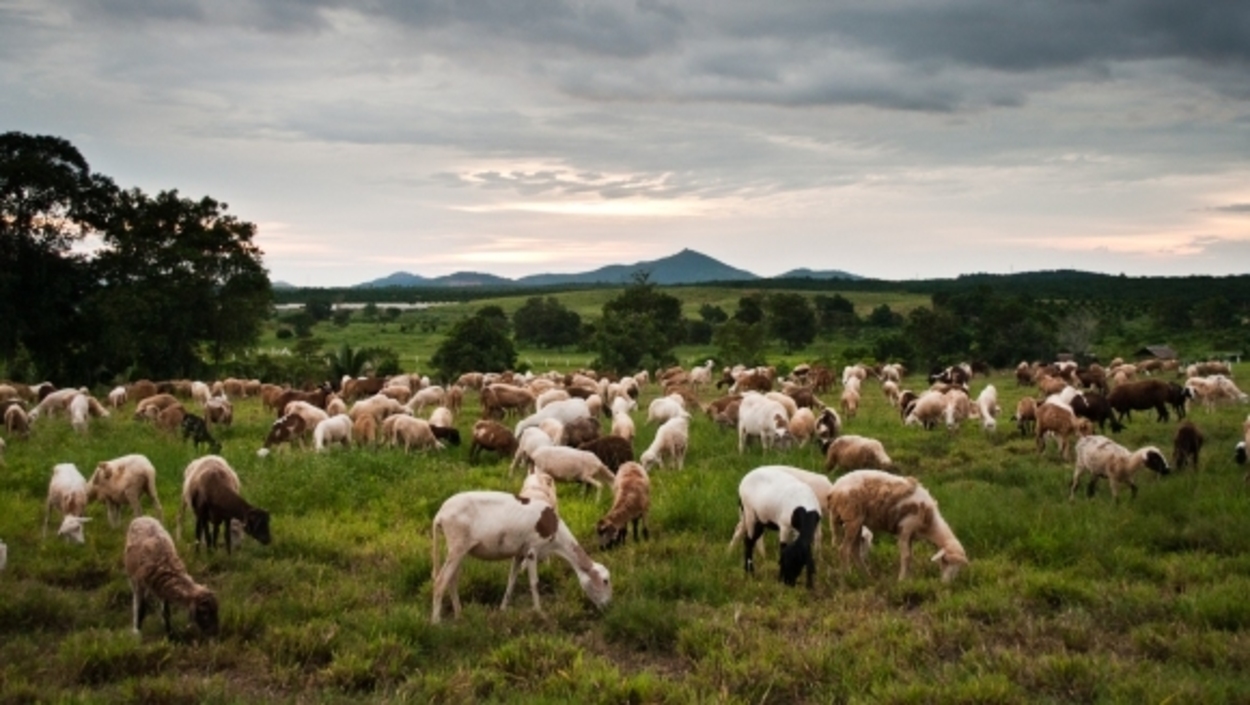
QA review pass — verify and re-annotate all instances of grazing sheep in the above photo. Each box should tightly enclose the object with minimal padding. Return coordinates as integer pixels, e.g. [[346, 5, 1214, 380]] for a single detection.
[[904, 390, 946, 430], [187, 455, 272, 553], [821, 435, 893, 474], [577, 435, 635, 472], [429, 491, 612, 622], [882, 380, 902, 408], [430, 424, 462, 447], [179, 413, 222, 454], [176, 455, 242, 547], [204, 396, 234, 427], [1035, 400, 1093, 461], [640, 416, 690, 471], [314, 414, 354, 452], [352, 413, 379, 448], [470, 419, 518, 464], [1186, 375, 1249, 413], [108, 386, 128, 409], [68, 393, 108, 434], [1070, 435, 1170, 501], [596, 461, 651, 549], [87, 454, 163, 526], [1014, 397, 1037, 436], [975, 385, 1000, 432], [124, 516, 218, 637], [737, 393, 790, 453], [28, 387, 81, 421], [1172, 421, 1204, 472], [815, 408, 842, 443], [828, 469, 968, 582], [283, 400, 330, 434], [511, 426, 557, 474], [514, 398, 591, 437], [428, 406, 454, 428], [348, 394, 408, 424], [1070, 392, 1124, 433], [5, 404, 30, 439], [560, 416, 602, 448], [44, 463, 92, 544], [840, 388, 861, 420], [527, 445, 616, 500], [787, 407, 817, 448], [382, 415, 445, 453], [732, 466, 821, 587], [261, 412, 308, 453], [1107, 379, 1174, 424], [941, 389, 973, 431], [133, 393, 180, 422], [646, 395, 689, 425], [407, 385, 446, 414], [610, 407, 636, 443]]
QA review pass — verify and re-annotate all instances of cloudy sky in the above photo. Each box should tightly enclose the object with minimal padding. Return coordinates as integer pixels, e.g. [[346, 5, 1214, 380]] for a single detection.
[[3, 0, 1248, 286]]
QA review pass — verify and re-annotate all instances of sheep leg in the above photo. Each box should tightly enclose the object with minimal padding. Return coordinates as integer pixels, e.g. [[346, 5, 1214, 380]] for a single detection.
[[896, 529, 914, 581], [131, 582, 147, 634], [1086, 475, 1100, 498], [431, 548, 468, 624], [502, 553, 526, 609], [743, 522, 766, 575], [161, 599, 173, 637], [842, 520, 870, 576], [1069, 467, 1085, 502], [525, 552, 545, 615]]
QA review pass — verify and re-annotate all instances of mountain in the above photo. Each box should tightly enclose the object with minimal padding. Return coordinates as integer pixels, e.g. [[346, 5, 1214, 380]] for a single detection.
[[426, 271, 515, 287], [271, 280, 297, 290], [516, 248, 759, 286], [356, 271, 431, 288], [774, 267, 863, 281]]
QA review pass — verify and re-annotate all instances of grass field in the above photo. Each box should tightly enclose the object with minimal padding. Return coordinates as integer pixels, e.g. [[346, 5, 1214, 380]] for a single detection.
[[3, 367, 1250, 703]]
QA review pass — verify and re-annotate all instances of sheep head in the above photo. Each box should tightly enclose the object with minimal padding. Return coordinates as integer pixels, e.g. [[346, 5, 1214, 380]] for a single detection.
[[576, 562, 612, 609], [932, 546, 968, 583], [57, 515, 91, 544], [189, 589, 220, 636]]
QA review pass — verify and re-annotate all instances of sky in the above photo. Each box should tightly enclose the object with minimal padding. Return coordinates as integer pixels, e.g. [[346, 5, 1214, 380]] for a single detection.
[[3, 0, 1249, 287]]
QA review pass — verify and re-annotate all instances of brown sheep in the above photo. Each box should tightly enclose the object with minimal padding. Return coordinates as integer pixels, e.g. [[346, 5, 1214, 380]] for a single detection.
[[1172, 421, 1204, 472], [1107, 379, 1173, 424], [1014, 397, 1038, 436], [577, 435, 635, 472], [469, 419, 518, 463], [596, 461, 651, 549], [560, 416, 602, 447], [821, 435, 893, 473], [1035, 401, 1093, 460], [124, 517, 218, 637]]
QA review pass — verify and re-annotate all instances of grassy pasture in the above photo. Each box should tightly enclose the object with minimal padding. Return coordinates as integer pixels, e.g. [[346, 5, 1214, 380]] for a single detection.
[[2, 368, 1250, 703]]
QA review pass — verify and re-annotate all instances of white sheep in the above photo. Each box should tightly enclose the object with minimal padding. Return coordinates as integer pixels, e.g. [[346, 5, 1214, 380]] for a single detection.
[[27, 387, 81, 422], [314, 414, 354, 452], [124, 516, 218, 636], [430, 490, 612, 623], [828, 469, 968, 582], [611, 409, 636, 443], [942, 389, 973, 431], [407, 385, 446, 414], [519, 470, 559, 510], [975, 384, 1000, 432], [646, 394, 689, 425], [45, 463, 92, 543], [527, 445, 616, 500], [1186, 375, 1249, 412], [904, 390, 946, 430], [87, 454, 164, 526], [1070, 435, 1170, 501], [428, 406, 454, 428], [731, 465, 822, 587], [510, 426, 557, 474], [639, 416, 689, 471], [382, 415, 445, 453], [108, 385, 128, 409], [514, 398, 591, 437], [840, 387, 861, 420], [737, 393, 790, 453]]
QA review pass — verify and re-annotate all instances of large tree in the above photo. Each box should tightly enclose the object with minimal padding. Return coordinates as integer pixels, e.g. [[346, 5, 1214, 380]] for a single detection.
[[591, 273, 683, 373], [767, 293, 818, 353], [513, 296, 582, 349], [430, 309, 517, 381]]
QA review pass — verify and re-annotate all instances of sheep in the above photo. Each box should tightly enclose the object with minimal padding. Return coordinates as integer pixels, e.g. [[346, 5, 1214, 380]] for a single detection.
[[1186, 375, 1249, 413], [737, 393, 790, 453], [468, 419, 517, 464], [941, 389, 973, 431], [828, 469, 968, 582], [480, 383, 536, 419], [787, 407, 817, 448], [428, 406, 454, 428], [904, 390, 946, 430], [352, 413, 379, 448], [527, 445, 616, 500], [68, 392, 108, 434], [348, 394, 407, 424], [646, 395, 689, 425], [44, 463, 92, 544], [518, 470, 560, 510], [28, 387, 81, 421], [133, 393, 181, 422], [260, 412, 307, 454], [596, 461, 651, 549], [382, 415, 445, 453], [975, 384, 1000, 432], [640, 416, 690, 471], [283, 400, 330, 433], [1172, 421, 1204, 472], [124, 517, 219, 637], [610, 408, 636, 443], [1107, 379, 1174, 424], [5, 404, 30, 439], [407, 385, 445, 414], [1070, 435, 1170, 501], [1014, 397, 1037, 436], [1070, 392, 1123, 433], [732, 465, 821, 587], [560, 416, 602, 448], [511, 426, 557, 474], [429, 491, 612, 622], [87, 454, 164, 527], [186, 455, 272, 553], [204, 396, 234, 427], [577, 435, 635, 472], [882, 380, 902, 408], [314, 414, 354, 452], [514, 398, 591, 437], [821, 435, 894, 473], [1035, 400, 1093, 461], [180, 413, 222, 454], [840, 387, 860, 420], [815, 407, 842, 443]]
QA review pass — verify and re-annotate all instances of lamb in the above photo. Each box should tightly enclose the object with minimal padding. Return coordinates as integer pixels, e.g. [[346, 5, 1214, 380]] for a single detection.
[[821, 435, 893, 473], [840, 387, 860, 420], [737, 393, 790, 453], [732, 466, 821, 587], [44, 463, 92, 543], [527, 445, 617, 500], [1172, 421, 1204, 472], [787, 407, 817, 448], [640, 416, 690, 471], [470, 419, 518, 464], [1070, 435, 1170, 501], [180, 413, 222, 453], [186, 455, 272, 553], [382, 415, 445, 453], [1035, 400, 1093, 461], [596, 461, 651, 549], [314, 414, 354, 452], [429, 491, 612, 622], [124, 516, 219, 637], [87, 454, 164, 526], [828, 469, 968, 582]]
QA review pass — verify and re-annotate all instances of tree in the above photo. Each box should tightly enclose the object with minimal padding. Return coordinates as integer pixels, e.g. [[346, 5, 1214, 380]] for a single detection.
[[331, 309, 353, 328], [1192, 296, 1237, 332], [767, 293, 817, 353], [513, 296, 583, 349], [304, 299, 333, 322], [591, 272, 682, 373], [699, 304, 729, 324], [88, 188, 271, 378], [867, 304, 903, 328], [713, 320, 768, 367], [360, 301, 380, 322], [812, 294, 857, 332], [430, 309, 517, 381], [733, 294, 765, 325]]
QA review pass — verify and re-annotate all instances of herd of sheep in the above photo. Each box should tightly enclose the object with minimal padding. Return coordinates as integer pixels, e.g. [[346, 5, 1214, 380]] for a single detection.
[[2, 354, 1248, 638]]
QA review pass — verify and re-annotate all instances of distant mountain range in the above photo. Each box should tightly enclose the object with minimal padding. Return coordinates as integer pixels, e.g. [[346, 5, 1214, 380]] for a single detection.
[[351, 248, 861, 289]]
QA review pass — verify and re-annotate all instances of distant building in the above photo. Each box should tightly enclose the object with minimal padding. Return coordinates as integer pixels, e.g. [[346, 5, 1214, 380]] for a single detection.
[[1134, 345, 1178, 360]]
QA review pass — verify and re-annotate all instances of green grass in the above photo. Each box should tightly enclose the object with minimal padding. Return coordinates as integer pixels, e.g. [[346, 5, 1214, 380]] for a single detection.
[[3, 365, 1250, 702]]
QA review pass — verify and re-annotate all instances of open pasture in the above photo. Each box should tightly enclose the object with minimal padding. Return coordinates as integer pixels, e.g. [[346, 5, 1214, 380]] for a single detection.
[[2, 368, 1250, 703]]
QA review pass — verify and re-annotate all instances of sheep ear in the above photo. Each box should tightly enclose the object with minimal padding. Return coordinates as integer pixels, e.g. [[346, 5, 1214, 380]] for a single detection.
[[931, 549, 946, 563]]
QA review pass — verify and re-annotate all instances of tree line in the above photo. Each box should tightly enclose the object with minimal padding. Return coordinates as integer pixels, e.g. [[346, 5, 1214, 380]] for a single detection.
[[0, 132, 270, 384]]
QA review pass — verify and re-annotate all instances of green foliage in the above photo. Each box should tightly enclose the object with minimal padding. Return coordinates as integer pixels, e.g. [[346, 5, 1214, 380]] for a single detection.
[[331, 308, 353, 328], [698, 303, 728, 324], [513, 296, 582, 349], [430, 309, 517, 381], [713, 320, 768, 367], [732, 293, 764, 324], [591, 273, 682, 373], [767, 292, 817, 353], [813, 293, 859, 332], [304, 299, 333, 322]]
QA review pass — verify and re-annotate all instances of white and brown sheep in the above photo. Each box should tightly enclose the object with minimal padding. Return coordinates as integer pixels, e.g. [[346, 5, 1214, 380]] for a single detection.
[[87, 454, 164, 526], [185, 455, 271, 553], [1035, 400, 1093, 460], [527, 445, 616, 500], [595, 461, 651, 549], [828, 469, 968, 582], [1070, 436, 1170, 501], [44, 463, 91, 543], [470, 419, 518, 464], [821, 435, 893, 474], [429, 491, 611, 622], [313, 414, 354, 452], [124, 516, 218, 637]]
